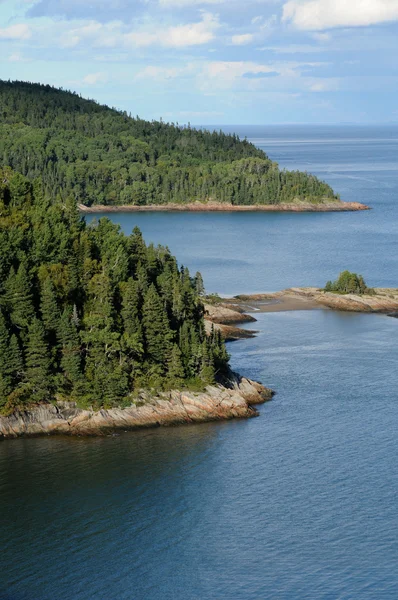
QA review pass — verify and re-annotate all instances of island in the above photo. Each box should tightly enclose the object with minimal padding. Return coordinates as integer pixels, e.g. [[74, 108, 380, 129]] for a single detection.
[[0, 80, 368, 212]]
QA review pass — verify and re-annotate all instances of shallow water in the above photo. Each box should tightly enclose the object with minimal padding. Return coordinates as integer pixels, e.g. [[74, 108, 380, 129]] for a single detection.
[[1, 126, 398, 600]]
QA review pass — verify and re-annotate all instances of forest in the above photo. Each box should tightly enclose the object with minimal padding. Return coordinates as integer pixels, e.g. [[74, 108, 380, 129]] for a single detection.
[[0, 167, 229, 414], [0, 80, 339, 207]]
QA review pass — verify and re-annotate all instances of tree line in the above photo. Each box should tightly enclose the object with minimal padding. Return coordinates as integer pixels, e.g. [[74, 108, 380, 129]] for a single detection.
[[0, 167, 229, 414], [0, 80, 339, 207]]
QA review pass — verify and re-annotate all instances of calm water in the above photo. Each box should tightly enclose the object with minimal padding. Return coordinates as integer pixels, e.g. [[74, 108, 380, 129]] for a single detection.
[[86, 124, 398, 295], [1, 126, 398, 599]]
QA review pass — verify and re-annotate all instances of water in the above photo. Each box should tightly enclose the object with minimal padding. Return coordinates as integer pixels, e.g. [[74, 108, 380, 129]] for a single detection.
[[86, 125, 398, 295], [1, 126, 398, 599]]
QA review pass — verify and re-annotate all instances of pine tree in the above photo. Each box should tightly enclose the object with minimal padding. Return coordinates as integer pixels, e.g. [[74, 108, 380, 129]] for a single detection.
[[25, 318, 52, 401]]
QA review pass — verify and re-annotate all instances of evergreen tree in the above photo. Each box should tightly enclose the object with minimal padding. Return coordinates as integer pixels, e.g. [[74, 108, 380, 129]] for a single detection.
[[25, 318, 52, 401], [58, 309, 82, 388], [8, 334, 24, 383], [167, 344, 185, 384], [0, 310, 11, 394], [40, 277, 60, 333], [5, 263, 35, 329], [194, 272, 205, 296], [142, 284, 173, 365]]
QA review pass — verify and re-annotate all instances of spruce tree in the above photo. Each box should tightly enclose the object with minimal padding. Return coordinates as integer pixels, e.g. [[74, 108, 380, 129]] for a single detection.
[[40, 277, 60, 333], [25, 318, 52, 401], [5, 263, 35, 329], [0, 310, 11, 394], [142, 284, 173, 365], [194, 272, 205, 296], [58, 309, 82, 388], [167, 344, 185, 384], [8, 334, 24, 383]]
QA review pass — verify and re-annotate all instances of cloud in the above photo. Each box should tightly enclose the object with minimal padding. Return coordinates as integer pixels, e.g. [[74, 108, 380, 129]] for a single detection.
[[58, 13, 220, 49], [82, 72, 108, 85], [0, 23, 31, 40], [135, 65, 195, 80], [158, 0, 224, 5], [282, 0, 398, 30], [242, 70, 279, 78], [231, 34, 254, 45], [309, 79, 339, 91], [259, 44, 328, 53]]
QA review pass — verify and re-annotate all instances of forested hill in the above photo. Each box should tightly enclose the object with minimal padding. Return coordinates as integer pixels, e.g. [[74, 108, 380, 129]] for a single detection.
[[0, 80, 338, 207], [0, 167, 229, 413]]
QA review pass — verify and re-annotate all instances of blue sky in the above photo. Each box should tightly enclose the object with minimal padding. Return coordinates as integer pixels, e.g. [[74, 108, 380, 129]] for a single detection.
[[1, 0, 398, 124]]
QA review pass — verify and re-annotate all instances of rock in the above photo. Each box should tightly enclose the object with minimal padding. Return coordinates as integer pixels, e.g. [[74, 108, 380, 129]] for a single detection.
[[0, 373, 274, 440]]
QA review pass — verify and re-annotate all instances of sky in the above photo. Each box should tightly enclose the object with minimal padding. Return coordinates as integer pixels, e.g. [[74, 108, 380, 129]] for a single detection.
[[1, 0, 398, 124]]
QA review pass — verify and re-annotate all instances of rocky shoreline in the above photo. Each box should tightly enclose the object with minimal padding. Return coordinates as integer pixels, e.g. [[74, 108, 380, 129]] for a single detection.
[[78, 201, 369, 213], [204, 287, 398, 340], [0, 373, 274, 440]]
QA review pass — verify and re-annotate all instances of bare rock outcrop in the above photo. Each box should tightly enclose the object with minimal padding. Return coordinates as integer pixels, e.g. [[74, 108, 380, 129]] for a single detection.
[[288, 287, 398, 313], [0, 373, 274, 440]]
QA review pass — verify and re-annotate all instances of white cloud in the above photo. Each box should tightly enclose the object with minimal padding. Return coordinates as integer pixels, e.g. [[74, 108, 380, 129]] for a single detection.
[[231, 34, 254, 45], [283, 0, 398, 30], [259, 44, 327, 53], [309, 79, 339, 91], [159, 0, 224, 5], [136, 65, 194, 80], [59, 13, 219, 49], [82, 71, 108, 85], [0, 23, 31, 40]]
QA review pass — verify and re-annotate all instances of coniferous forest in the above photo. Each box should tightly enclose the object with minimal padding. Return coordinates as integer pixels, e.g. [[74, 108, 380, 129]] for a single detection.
[[0, 167, 229, 414], [0, 80, 339, 207]]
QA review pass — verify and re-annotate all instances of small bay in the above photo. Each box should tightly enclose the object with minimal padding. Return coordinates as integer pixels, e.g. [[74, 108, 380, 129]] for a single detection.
[[1, 125, 398, 600]]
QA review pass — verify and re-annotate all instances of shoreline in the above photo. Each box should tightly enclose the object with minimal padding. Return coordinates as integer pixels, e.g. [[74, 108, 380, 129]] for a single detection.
[[0, 373, 273, 440], [78, 201, 370, 214], [204, 287, 398, 339]]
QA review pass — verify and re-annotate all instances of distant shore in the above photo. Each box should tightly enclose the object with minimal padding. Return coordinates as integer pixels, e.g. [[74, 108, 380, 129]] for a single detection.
[[79, 201, 370, 214]]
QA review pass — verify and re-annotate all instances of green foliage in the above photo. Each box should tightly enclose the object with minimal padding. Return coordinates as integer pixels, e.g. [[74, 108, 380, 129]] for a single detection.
[[324, 271, 375, 295], [0, 80, 338, 207], [0, 167, 229, 411]]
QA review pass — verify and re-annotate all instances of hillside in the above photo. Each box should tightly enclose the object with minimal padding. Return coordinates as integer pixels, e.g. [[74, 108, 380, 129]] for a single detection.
[[0, 80, 339, 208], [0, 167, 230, 414]]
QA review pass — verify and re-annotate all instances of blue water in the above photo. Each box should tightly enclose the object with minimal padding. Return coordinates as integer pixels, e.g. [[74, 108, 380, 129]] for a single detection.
[[1, 126, 398, 600], [86, 124, 398, 295]]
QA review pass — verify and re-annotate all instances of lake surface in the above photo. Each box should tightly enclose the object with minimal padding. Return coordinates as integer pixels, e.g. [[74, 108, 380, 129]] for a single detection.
[[1, 126, 398, 599]]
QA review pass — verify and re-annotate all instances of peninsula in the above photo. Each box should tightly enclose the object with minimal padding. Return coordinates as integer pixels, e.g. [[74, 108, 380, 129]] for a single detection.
[[0, 80, 367, 212], [204, 286, 398, 340], [0, 167, 273, 440]]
